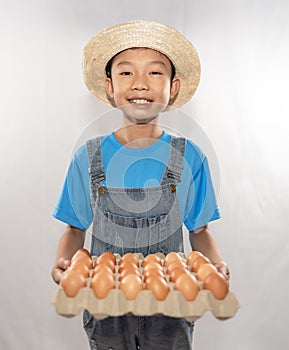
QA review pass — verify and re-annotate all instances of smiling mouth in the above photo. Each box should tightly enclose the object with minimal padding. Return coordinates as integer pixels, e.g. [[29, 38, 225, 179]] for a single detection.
[[129, 99, 153, 104]]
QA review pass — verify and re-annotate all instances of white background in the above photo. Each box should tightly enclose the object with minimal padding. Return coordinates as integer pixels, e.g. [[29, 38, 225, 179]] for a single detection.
[[1, 0, 289, 349]]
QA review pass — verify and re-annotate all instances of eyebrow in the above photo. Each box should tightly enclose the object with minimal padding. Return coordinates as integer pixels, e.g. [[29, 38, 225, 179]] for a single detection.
[[149, 61, 167, 67], [116, 61, 167, 67], [115, 61, 132, 67]]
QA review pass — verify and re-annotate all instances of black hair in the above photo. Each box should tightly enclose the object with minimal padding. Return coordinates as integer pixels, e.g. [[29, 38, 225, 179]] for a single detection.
[[105, 49, 176, 81]]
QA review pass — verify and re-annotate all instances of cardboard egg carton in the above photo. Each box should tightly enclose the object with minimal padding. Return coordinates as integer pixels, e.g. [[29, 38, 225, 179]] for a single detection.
[[52, 253, 240, 322]]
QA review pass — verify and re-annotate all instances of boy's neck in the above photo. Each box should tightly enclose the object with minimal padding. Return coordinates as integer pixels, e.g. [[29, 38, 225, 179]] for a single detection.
[[114, 122, 163, 148]]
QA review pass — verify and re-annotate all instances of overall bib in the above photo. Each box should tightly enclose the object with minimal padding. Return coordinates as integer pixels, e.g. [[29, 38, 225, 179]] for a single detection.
[[83, 136, 194, 350]]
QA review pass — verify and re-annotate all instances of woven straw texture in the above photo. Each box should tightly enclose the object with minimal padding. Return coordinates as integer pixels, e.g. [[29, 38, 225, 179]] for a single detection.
[[82, 20, 201, 109]]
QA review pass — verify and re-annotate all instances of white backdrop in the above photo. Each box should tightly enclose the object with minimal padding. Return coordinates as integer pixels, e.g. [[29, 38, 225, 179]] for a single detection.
[[1, 0, 289, 349]]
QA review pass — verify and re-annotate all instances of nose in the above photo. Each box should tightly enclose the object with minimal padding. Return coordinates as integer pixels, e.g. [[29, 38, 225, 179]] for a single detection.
[[131, 74, 149, 90]]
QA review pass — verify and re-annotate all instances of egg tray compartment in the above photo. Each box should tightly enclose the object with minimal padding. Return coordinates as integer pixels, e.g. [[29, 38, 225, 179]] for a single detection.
[[52, 253, 240, 322]]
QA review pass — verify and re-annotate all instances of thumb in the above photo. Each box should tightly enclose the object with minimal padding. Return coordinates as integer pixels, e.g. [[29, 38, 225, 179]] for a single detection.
[[57, 257, 71, 270], [214, 261, 230, 281]]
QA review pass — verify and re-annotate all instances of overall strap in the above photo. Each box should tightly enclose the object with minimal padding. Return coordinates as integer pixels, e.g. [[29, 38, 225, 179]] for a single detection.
[[86, 137, 105, 203], [161, 136, 186, 188]]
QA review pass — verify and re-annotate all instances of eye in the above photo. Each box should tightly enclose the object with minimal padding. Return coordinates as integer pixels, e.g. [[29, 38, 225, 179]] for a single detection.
[[120, 71, 132, 76], [150, 71, 163, 75]]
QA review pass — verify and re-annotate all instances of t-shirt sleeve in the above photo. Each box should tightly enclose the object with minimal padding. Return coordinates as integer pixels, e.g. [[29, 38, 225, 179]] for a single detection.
[[183, 143, 221, 232], [52, 145, 93, 230]]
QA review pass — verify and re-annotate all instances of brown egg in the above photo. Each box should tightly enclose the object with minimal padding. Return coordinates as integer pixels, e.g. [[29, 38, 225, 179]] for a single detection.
[[186, 251, 204, 267], [141, 254, 162, 267], [119, 253, 139, 266], [69, 261, 90, 278], [143, 262, 163, 274], [92, 263, 114, 277], [78, 248, 91, 258], [90, 270, 115, 299], [174, 273, 200, 301], [143, 268, 165, 283], [118, 259, 138, 274], [164, 252, 182, 267], [196, 263, 218, 281], [61, 270, 86, 297], [119, 274, 143, 300], [145, 276, 170, 301], [74, 248, 91, 258], [97, 251, 116, 265], [166, 260, 187, 275], [169, 267, 189, 283], [203, 272, 229, 300], [95, 255, 115, 272], [71, 251, 93, 269], [191, 255, 211, 273], [118, 267, 141, 281]]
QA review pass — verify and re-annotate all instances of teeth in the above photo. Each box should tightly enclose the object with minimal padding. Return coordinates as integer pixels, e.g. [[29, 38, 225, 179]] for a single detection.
[[131, 99, 150, 104]]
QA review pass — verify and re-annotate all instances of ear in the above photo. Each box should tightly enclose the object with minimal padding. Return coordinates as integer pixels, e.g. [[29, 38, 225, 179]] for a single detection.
[[170, 77, 180, 100], [105, 78, 114, 98]]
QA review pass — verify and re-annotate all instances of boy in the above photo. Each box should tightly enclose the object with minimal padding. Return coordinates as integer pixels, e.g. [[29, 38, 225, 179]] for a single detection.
[[51, 20, 230, 350]]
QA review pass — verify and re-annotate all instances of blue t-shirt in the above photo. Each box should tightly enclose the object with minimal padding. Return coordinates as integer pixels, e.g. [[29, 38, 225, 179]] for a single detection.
[[53, 132, 220, 231]]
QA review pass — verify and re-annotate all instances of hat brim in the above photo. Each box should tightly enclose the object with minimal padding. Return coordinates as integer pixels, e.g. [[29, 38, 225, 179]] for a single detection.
[[82, 20, 201, 110]]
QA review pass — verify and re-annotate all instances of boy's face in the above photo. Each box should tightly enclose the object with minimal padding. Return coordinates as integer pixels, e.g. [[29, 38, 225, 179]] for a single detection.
[[105, 48, 180, 124]]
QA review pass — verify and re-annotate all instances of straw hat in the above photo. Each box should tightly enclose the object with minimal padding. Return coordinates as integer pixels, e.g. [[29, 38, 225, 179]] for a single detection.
[[82, 20, 201, 109]]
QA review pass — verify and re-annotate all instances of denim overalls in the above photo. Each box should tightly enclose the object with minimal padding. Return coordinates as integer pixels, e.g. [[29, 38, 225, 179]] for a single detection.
[[83, 135, 194, 350]]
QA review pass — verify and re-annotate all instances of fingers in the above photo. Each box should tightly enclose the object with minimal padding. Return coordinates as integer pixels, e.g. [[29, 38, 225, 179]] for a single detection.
[[57, 257, 71, 270], [52, 269, 64, 285], [51, 258, 71, 284], [214, 261, 230, 281]]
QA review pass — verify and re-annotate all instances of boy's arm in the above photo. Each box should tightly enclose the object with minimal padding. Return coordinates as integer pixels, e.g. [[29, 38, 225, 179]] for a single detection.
[[51, 225, 86, 284], [189, 225, 230, 280]]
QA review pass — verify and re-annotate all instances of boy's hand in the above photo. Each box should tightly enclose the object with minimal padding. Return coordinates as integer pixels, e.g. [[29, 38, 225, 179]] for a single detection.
[[214, 261, 230, 281], [51, 258, 71, 284]]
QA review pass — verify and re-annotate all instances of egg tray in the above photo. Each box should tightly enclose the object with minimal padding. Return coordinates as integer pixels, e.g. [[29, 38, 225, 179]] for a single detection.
[[52, 253, 240, 322]]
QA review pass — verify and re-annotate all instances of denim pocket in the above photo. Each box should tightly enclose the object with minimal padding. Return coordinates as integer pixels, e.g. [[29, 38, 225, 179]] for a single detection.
[[93, 211, 168, 252], [104, 211, 167, 229]]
